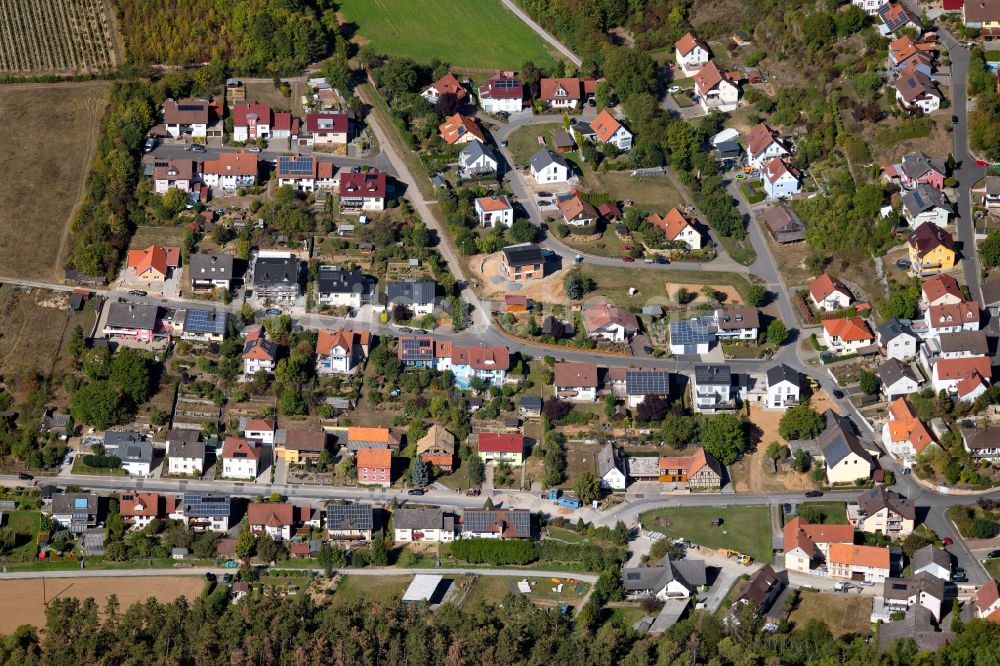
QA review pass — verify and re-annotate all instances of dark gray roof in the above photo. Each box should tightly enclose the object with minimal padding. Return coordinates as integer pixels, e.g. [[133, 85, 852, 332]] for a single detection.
[[519, 395, 542, 409], [962, 427, 1000, 450], [937, 330, 988, 355], [317, 267, 370, 295], [253, 256, 300, 287], [459, 141, 497, 166], [766, 363, 800, 388], [117, 440, 153, 464], [878, 358, 917, 387], [876, 317, 917, 342], [326, 503, 374, 531], [981, 277, 1000, 306], [715, 306, 760, 331], [462, 509, 531, 538], [883, 573, 945, 603], [393, 508, 453, 532], [106, 302, 158, 330], [817, 416, 872, 467], [715, 140, 741, 158], [857, 486, 915, 520], [733, 564, 783, 608], [598, 442, 622, 478], [386, 279, 435, 305], [171, 439, 206, 460], [188, 253, 235, 280], [695, 365, 731, 386], [899, 152, 945, 180], [877, 607, 953, 653], [530, 148, 568, 173], [51, 492, 97, 515], [622, 555, 706, 593], [501, 243, 545, 267], [902, 184, 953, 217], [104, 431, 143, 449], [912, 544, 951, 575]]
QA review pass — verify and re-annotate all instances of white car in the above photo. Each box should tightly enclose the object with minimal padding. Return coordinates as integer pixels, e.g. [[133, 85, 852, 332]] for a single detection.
[[668, 86, 681, 93]]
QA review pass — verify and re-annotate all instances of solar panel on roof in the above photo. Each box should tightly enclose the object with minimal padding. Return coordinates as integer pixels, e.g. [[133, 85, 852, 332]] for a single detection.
[[185, 309, 227, 334], [327, 503, 373, 530], [178, 104, 204, 111], [669, 320, 715, 345], [626, 371, 671, 395], [184, 493, 230, 517], [74, 498, 88, 509], [279, 156, 314, 176]]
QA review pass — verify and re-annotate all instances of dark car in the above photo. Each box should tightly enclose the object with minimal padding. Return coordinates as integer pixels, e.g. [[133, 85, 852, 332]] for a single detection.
[[832, 390, 844, 399], [952, 569, 968, 582], [128, 290, 147, 297], [264, 308, 282, 316], [656, 256, 669, 264], [17, 473, 32, 480], [952, 115, 959, 125], [537, 191, 552, 198], [782, 503, 792, 514], [143, 138, 156, 153], [205, 572, 217, 582], [986, 550, 1000, 560], [805, 490, 823, 498], [222, 573, 233, 584], [192, 144, 207, 153], [407, 489, 425, 496]]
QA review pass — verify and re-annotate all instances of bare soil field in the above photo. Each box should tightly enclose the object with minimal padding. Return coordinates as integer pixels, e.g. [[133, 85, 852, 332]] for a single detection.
[[736, 405, 817, 493], [0, 576, 205, 632], [0, 82, 109, 279], [470, 254, 567, 303], [667, 282, 741, 305]]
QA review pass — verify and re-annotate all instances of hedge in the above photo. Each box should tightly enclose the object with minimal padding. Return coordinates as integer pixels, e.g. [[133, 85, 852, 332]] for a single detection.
[[83, 454, 122, 469], [449, 539, 537, 565]]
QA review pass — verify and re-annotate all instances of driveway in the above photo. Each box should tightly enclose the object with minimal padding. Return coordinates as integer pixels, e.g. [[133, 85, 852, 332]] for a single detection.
[[273, 457, 289, 486]]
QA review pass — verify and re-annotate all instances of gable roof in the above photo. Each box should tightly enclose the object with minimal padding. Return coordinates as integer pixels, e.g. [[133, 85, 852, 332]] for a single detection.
[[242, 336, 278, 361], [822, 317, 874, 342], [326, 503, 373, 531], [120, 492, 159, 518], [597, 442, 622, 478], [878, 358, 918, 387], [423, 72, 467, 100], [922, 273, 964, 304], [829, 543, 890, 570], [232, 101, 271, 128], [478, 433, 524, 454], [912, 544, 951, 574], [857, 484, 917, 520], [933, 355, 992, 382], [981, 276, 1000, 306], [782, 516, 854, 554], [189, 253, 235, 280], [554, 362, 598, 388], [357, 447, 391, 468], [622, 555, 707, 593], [275, 429, 326, 453], [154, 159, 195, 182], [582, 302, 640, 333], [501, 243, 545, 267], [902, 183, 953, 217], [817, 417, 873, 468], [896, 69, 941, 103], [416, 425, 455, 457], [876, 318, 917, 343], [394, 508, 452, 531], [558, 195, 599, 223], [347, 427, 391, 444], [762, 205, 804, 236], [746, 123, 785, 158], [530, 148, 568, 173], [439, 114, 486, 144], [675, 32, 707, 56], [908, 222, 955, 256], [305, 112, 349, 134], [202, 151, 258, 176], [222, 437, 258, 461], [387, 279, 435, 305], [809, 273, 852, 303], [462, 509, 531, 538], [693, 61, 729, 96], [763, 157, 800, 185], [106, 302, 158, 330], [715, 306, 760, 331], [766, 363, 800, 388], [460, 141, 497, 167], [316, 328, 369, 355], [339, 168, 387, 199], [647, 208, 695, 241], [938, 330, 989, 355], [539, 78, 594, 102], [927, 301, 979, 329], [478, 74, 523, 100], [248, 502, 295, 528], [590, 109, 625, 142], [127, 245, 169, 277], [164, 98, 209, 125]]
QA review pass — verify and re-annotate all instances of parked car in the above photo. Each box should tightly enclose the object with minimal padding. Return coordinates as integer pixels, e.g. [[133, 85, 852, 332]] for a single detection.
[[128, 290, 147, 297], [537, 200, 552, 207], [976, 160, 988, 167], [622, 257, 635, 263], [575, 255, 583, 264], [407, 489, 425, 496], [805, 490, 823, 498], [656, 257, 669, 264], [832, 390, 844, 399], [942, 536, 954, 545], [191, 144, 206, 153], [952, 115, 959, 125], [782, 503, 792, 513], [985, 550, 1000, 560], [17, 473, 32, 480], [952, 569, 968, 582], [264, 308, 282, 316], [246, 146, 261, 153], [537, 191, 552, 198], [144, 138, 156, 153]]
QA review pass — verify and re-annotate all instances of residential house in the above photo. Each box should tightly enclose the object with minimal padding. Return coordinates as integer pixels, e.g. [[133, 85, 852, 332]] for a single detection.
[[248, 502, 295, 540], [853, 0, 888, 15], [726, 565, 785, 629], [983, 176, 1000, 209], [713, 306, 760, 341], [962, 427, 1000, 461], [853, 485, 917, 537], [119, 492, 161, 530], [964, 0, 1000, 35], [829, 543, 891, 583], [766, 364, 801, 410], [104, 431, 153, 476], [241, 328, 278, 376], [103, 302, 164, 343], [538, 77, 596, 109], [896, 69, 942, 113], [232, 101, 271, 141], [306, 112, 350, 146], [625, 370, 671, 408], [386, 279, 435, 315], [201, 151, 258, 190], [439, 113, 486, 145], [357, 448, 392, 487], [908, 223, 957, 276], [189, 253, 236, 291], [529, 148, 570, 183], [921, 273, 965, 308], [885, 151, 947, 190], [153, 159, 196, 194], [879, 358, 922, 400], [646, 208, 703, 250], [879, 2, 921, 37], [693, 61, 741, 113], [876, 318, 920, 360], [782, 517, 855, 573], [174, 493, 231, 532], [912, 544, 952, 581], [241, 417, 275, 445], [883, 575, 946, 623], [316, 267, 373, 309], [658, 448, 724, 490], [877, 607, 954, 652], [519, 395, 542, 417], [622, 555, 707, 600], [582, 302, 640, 342], [163, 98, 209, 138], [692, 364, 740, 413], [345, 426, 395, 453], [276, 155, 336, 192], [674, 32, 710, 76], [822, 317, 876, 355], [669, 318, 716, 355], [315, 328, 370, 374], [339, 168, 388, 212], [598, 442, 627, 491], [553, 362, 599, 402], [761, 158, 801, 199], [274, 429, 327, 465], [437, 343, 510, 387], [475, 195, 514, 227], [126, 244, 177, 286], [477, 74, 524, 114], [558, 195, 600, 228], [271, 111, 299, 140], [746, 123, 789, 170], [902, 184, 953, 228], [459, 141, 499, 178], [393, 508, 456, 543], [477, 433, 524, 466], [326, 503, 376, 541], [925, 301, 980, 338], [589, 109, 633, 151], [253, 255, 300, 303], [817, 416, 875, 484], [925, 331, 989, 363], [167, 435, 205, 476], [178, 308, 228, 343], [977, 579, 1000, 623], [460, 509, 532, 539], [500, 243, 545, 281], [221, 437, 259, 480], [420, 72, 467, 104], [809, 274, 854, 311], [50, 493, 98, 534], [762, 205, 805, 243], [932, 355, 991, 401], [396, 336, 437, 368], [417, 425, 456, 472]]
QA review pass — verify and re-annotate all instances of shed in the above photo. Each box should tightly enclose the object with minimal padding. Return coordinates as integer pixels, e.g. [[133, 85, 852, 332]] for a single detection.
[[402, 574, 444, 607], [171, 547, 189, 560], [552, 130, 575, 153]]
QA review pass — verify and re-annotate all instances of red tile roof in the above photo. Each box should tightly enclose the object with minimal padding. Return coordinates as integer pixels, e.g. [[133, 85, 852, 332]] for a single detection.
[[977, 579, 1000, 617], [675, 32, 707, 56], [479, 74, 523, 100], [248, 502, 294, 528], [823, 316, 874, 342], [809, 273, 852, 303], [647, 208, 695, 242], [202, 151, 258, 176], [476, 195, 512, 212], [244, 419, 274, 432], [828, 543, 890, 569], [339, 169, 387, 199], [272, 111, 297, 133], [921, 274, 964, 303], [423, 72, 468, 100], [590, 109, 622, 142], [306, 112, 349, 134], [127, 245, 168, 277], [539, 78, 595, 102], [120, 492, 159, 518], [927, 301, 980, 329], [163, 98, 208, 125], [357, 447, 391, 469], [232, 101, 271, 128], [439, 114, 485, 144], [554, 362, 598, 388], [934, 356, 992, 382], [316, 328, 370, 355], [763, 157, 800, 184], [746, 123, 784, 158], [782, 516, 854, 553], [222, 437, 258, 461], [448, 344, 510, 370], [478, 433, 524, 454]]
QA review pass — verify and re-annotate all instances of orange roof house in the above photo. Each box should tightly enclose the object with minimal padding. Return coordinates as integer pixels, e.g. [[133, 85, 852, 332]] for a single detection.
[[886, 397, 937, 456], [828, 543, 891, 571], [247, 502, 295, 530], [590, 109, 623, 143], [422, 72, 468, 101], [921, 273, 965, 306], [127, 245, 178, 282], [823, 317, 875, 342], [782, 516, 855, 555], [315, 328, 370, 356], [977, 579, 1000, 622], [809, 273, 854, 307], [439, 114, 485, 145], [675, 32, 708, 56], [647, 208, 697, 243]]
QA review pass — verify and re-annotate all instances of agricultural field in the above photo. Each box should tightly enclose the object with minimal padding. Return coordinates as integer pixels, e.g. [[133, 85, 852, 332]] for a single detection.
[[0, 83, 109, 279], [0, 0, 119, 75], [340, 0, 557, 68]]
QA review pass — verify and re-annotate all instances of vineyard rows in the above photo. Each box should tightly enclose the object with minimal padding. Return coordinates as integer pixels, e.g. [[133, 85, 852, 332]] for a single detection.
[[0, 0, 118, 75]]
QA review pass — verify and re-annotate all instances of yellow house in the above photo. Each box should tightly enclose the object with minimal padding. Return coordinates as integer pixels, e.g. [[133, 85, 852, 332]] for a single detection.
[[907, 222, 956, 277], [818, 418, 874, 485], [273, 429, 327, 464], [126, 245, 179, 285], [477, 433, 524, 466]]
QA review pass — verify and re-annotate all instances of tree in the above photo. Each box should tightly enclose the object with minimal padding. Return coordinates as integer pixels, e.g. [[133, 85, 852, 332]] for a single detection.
[[317, 543, 345, 576], [594, 81, 612, 108], [612, 520, 629, 545], [661, 413, 699, 447], [859, 371, 879, 396], [779, 405, 825, 440], [467, 454, 485, 486], [675, 287, 693, 305], [70, 381, 127, 429], [410, 456, 429, 487], [573, 472, 601, 504], [256, 536, 280, 563], [110, 348, 151, 405], [765, 441, 787, 463], [369, 535, 389, 566], [67, 325, 85, 364], [701, 414, 746, 465], [603, 394, 616, 420], [745, 283, 766, 307], [635, 395, 668, 422], [0, 527, 14, 554], [542, 398, 570, 422], [980, 229, 1000, 268], [766, 320, 788, 346], [378, 57, 419, 97], [563, 270, 594, 300], [508, 218, 538, 243], [235, 521, 256, 561]]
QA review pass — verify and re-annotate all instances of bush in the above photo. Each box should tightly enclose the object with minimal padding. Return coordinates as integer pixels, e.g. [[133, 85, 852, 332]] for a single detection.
[[82, 454, 122, 469], [449, 539, 537, 565]]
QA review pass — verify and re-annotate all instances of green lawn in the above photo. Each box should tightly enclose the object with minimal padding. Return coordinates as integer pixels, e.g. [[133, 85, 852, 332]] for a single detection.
[[986, 559, 1000, 580], [333, 574, 409, 605], [639, 506, 773, 563], [789, 591, 873, 638], [580, 171, 686, 214], [790, 502, 848, 525], [6, 510, 41, 561], [578, 265, 752, 306], [341, 0, 557, 68], [506, 123, 562, 169], [463, 575, 587, 609]]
